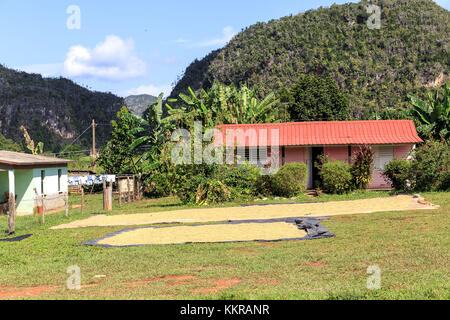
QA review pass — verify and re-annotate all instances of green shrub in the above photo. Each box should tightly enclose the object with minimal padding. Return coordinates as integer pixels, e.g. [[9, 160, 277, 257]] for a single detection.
[[256, 174, 274, 196], [173, 163, 263, 205], [351, 145, 374, 190], [270, 163, 307, 197], [383, 158, 413, 191], [220, 163, 261, 199], [410, 140, 449, 191], [195, 178, 233, 205], [321, 161, 352, 194], [383, 141, 449, 192]]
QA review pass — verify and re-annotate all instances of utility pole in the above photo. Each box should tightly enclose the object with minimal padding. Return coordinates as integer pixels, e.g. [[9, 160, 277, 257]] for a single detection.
[[92, 119, 96, 157]]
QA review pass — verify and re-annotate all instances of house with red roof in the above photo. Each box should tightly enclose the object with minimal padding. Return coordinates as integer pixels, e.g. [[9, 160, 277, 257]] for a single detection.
[[215, 120, 423, 190]]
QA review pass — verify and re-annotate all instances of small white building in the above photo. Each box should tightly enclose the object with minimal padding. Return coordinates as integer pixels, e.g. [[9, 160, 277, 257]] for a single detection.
[[0, 151, 72, 216]]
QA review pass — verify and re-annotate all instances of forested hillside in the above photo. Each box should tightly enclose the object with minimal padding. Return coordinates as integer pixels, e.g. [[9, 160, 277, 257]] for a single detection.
[[171, 0, 449, 118], [0, 64, 124, 152]]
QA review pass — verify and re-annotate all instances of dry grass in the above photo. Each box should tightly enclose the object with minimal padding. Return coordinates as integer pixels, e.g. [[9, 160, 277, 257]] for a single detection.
[[51, 195, 438, 230], [95, 222, 308, 246]]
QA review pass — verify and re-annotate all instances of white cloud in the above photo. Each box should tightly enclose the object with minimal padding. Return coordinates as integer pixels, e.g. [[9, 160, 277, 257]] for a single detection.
[[63, 35, 148, 80], [119, 84, 173, 98], [15, 63, 63, 77], [193, 26, 236, 47]]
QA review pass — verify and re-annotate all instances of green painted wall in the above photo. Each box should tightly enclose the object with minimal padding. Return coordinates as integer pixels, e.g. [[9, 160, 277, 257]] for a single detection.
[[0, 166, 69, 216], [15, 169, 35, 215], [0, 171, 8, 202]]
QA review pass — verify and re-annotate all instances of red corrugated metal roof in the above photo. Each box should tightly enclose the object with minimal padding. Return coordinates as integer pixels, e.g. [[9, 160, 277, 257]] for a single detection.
[[215, 120, 423, 147]]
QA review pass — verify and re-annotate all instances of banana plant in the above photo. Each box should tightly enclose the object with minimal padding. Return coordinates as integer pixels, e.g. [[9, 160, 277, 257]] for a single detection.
[[128, 93, 175, 173], [408, 83, 449, 140], [166, 81, 281, 128], [20, 126, 44, 155]]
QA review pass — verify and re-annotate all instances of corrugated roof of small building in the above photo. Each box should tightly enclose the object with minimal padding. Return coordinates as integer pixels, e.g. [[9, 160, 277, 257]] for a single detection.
[[215, 120, 424, 146], [0, 151, 73, 166]]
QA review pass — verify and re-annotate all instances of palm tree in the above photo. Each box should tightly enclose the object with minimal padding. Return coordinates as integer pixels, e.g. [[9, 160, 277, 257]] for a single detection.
[[408, 83, 449, 140]]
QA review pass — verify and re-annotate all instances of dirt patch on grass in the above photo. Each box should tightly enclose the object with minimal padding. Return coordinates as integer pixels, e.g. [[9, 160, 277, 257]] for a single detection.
[[194, 279, 242, 294], [0, 283, 99, 300], [0, 285, 58, 299], [0, 275, 197, 299]]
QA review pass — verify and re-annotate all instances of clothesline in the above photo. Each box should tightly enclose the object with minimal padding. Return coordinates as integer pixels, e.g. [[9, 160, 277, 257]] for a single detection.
[[68, 175, 116, 186]]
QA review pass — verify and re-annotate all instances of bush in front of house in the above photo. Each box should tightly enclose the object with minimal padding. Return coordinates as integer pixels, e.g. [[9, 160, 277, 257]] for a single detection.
[[173, 163, 263, 205], [383, 158, 413, 191], [383, 140, 449, 192], [270, 163, 307, 197], [351, 145, 375, 190], [321, 161, 353, 194], [410, 140, 449, 191], [220, 163, 262, 199]]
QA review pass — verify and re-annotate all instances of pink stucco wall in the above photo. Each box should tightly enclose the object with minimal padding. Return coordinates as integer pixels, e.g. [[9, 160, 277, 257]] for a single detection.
[[394, 145, 413, 159], [285, 147, 307, 164], [324, 146, 349, 163], [279, 144, 415, 190]]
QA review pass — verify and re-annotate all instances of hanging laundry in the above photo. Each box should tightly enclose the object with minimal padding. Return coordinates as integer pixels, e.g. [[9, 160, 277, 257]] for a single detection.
[[68, 175, 117, 186]]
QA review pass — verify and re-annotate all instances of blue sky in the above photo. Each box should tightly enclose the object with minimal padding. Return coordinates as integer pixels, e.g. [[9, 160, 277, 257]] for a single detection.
[[0, 0, 448, 97]]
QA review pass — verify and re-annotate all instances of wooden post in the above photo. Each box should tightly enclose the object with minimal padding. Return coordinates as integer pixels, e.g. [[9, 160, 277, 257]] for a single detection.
[[106, 183, 113, 211], [65, 193, 69, 218], [81, 187, 85, 215], [41, 195, 45, 224], [8, 193, 15, 235], [137, 173, 142, 201], [133, 176, 137, 201], [92, 119, 96, 157], [126, 177, 131, 203], [103, 179, 107, 210], [8, 170, 15, 235], [118, 181, 122, 207]]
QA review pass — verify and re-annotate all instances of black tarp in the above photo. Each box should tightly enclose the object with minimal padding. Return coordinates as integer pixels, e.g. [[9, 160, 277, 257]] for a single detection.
[[0, 234, 32, 242]]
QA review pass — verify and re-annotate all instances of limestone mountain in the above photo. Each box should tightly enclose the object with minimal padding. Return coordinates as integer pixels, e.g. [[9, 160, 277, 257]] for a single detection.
[[170, 0, 449, 118], [0, 64, 124, 153]]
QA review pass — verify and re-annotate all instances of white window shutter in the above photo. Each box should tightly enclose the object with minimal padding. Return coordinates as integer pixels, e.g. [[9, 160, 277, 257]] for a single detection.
[[374, 146, 394, 170]]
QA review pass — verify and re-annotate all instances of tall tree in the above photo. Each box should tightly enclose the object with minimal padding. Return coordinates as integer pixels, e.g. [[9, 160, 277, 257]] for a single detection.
[[96, 107, 143, 174], [279, 75, 350, 122], [0, 133, 23, 152]]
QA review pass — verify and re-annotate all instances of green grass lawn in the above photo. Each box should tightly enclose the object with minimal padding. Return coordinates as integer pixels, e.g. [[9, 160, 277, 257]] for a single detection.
[[0, 191, 448, 300]]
